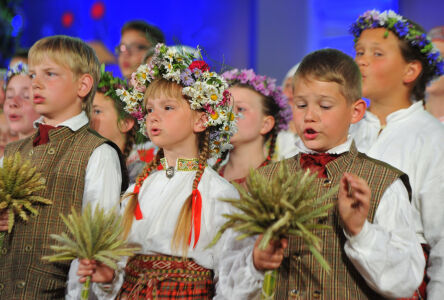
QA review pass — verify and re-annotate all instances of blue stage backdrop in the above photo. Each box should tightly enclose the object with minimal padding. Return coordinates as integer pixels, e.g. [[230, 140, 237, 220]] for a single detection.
[[12, 0, 444, 82]]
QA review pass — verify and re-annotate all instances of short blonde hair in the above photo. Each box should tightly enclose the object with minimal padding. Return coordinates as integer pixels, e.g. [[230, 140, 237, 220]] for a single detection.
[[29, 35, 100, 113], [295, 48, 362, 104]]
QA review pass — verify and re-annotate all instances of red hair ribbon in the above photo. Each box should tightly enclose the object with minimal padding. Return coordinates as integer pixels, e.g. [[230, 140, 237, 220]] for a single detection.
[[188, 163, 204, 248]]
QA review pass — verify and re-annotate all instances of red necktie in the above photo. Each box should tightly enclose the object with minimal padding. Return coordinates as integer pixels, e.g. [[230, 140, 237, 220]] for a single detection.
[[299, 153, 340, 178], [33, 124, 59, 146]]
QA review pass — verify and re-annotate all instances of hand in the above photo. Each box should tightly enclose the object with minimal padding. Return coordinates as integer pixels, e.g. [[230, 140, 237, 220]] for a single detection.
[[338, 173, 371, 236], [253, 235, 288, 271], [77, 259, 115, 283], [0, 210, 8, 231]]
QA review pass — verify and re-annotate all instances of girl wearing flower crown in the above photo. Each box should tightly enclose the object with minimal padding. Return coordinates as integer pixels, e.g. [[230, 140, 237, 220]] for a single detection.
[[349, 10, 444, 299], [76, 44, 261, 299], [91, 65, 152, 183], [216, 69, 292, 183], [3, 62, 40, 140]]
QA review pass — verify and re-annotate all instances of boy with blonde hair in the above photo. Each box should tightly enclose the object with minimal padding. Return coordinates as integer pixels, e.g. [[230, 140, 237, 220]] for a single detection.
[[219, 49, 425, 299], [0, 35, 127, 299]]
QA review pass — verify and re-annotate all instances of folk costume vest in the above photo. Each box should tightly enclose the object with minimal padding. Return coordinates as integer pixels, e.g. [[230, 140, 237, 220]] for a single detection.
[[258, 142, 411, 300], [0, 125, 127, 299]]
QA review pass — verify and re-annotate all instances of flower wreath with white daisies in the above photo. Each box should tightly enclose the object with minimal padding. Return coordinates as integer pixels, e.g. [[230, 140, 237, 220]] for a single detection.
[[117, 43, 236, 158]]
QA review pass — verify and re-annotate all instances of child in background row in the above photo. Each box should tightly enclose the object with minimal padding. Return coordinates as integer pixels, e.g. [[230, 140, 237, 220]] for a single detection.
[[77, 44, 260, 299], [91, 66, 150, 183], [216, 68, 292, 182], [3, 62, 40, 140], [233, 48, 424, 299], [0, 35, 127, 299], [117, 20, 165, 80], [349, 10, 444, 299]]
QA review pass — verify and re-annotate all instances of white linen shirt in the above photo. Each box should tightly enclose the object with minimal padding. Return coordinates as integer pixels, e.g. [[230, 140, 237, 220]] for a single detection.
[[91, 160, 263, 299], [349, 102, 444, 299], [222, 137, 425, 298], [0, 112, 123, 300]]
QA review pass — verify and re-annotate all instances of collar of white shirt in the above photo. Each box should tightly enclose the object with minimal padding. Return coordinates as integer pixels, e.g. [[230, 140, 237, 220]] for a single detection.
[[365, 101, 422, 124], [294, 136, 353, 155], [33, 111, 88, 132]]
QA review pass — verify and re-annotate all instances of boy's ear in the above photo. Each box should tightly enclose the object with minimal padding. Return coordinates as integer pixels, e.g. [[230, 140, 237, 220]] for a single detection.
[[350, 99, 367, 124], [260, 115, 275, 135], [77, 74, 94, 98], [403, 60, 422, 84], [118, 117, 135, 134], [193, 111, 208, 133]]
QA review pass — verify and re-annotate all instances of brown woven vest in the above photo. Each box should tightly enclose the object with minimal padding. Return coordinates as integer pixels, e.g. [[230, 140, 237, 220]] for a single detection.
[[258, 143, 410, 300], [0, 125, 122, 299]]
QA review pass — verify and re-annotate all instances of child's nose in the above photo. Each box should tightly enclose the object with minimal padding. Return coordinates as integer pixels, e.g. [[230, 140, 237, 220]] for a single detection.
[[304, 106, 317, 122]]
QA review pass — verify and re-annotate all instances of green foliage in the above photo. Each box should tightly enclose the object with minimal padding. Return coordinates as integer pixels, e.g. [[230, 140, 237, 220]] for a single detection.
[[43, 203, 139, 269], [0, 152, 52, 233], [208, 162, 337, 273]]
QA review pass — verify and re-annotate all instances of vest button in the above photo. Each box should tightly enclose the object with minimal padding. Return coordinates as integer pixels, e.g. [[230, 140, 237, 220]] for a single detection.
[[1, 248, 7, 255], [16, 280, 25, 289], [24, 245, 32, 252], [323, 179, 331, 187], [292, 252, 301, 261], [47, 148, 56, 155], [28, 150, 34, 156], [313, 290, 321, 298], [289, 289, 299, 297]]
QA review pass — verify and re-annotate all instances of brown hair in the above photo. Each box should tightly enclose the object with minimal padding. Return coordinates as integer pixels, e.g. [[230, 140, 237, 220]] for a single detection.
[[396, 20, 435, 100], [29, 35, 100, 115], [121, 20, 165, 48], [122, 79, 210, 256], [295, 48, 362, 104]]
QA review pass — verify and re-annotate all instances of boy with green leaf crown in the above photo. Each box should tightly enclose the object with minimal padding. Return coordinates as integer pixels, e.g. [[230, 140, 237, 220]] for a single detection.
[[0, 35, 128, 299], [219, 49, 425, 299]]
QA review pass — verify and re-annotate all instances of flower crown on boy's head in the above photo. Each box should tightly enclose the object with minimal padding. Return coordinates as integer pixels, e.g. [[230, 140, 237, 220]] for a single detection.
[[97, 65, 147, 144], [222, 69, 293, 131], [4, 62, 28, 89], [117, 43, 237, 158], [349, 10, 444, 79]]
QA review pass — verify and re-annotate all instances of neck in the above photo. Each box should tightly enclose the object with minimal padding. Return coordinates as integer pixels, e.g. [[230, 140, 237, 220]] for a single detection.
[[426, 95, 444, 119], [115, 134, 127, 156], [368, 94, 412, 125], [43, 108, 83, 127], [224, 139, 266, 181], [163, 144, 199, 168]]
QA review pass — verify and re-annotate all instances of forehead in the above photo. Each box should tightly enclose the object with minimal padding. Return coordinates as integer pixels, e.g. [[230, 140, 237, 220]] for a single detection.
[[29, 55, 68, 70], [294, 77, 345, 100], [121, 29, 150, 45], [229, 86, 262, 102], [6, 74, 31, 89], [356, 28, 400, 47]]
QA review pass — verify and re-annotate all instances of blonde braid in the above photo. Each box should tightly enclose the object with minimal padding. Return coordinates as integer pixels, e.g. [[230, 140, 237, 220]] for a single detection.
[[172, 130, 210, 256], [122, 149, 164, 238]]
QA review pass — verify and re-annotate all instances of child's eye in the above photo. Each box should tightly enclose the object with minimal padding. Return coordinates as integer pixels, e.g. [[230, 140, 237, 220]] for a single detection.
[[236, 107, 245, 112], [355, 50, 364, 57], [295, 103, 306, 109], [93, 109, 102, 115], [146, 108, 153, 114], [320, 105, 331, 110], [29, 73, 35, 79], [164, 105, 174, 111], [374, 51, 383, 57], [46, 72, 56, 77]]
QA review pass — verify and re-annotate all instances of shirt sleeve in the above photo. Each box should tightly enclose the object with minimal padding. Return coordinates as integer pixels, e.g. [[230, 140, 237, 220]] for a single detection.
[[344, 178, 425, 298], [65, 143, 123, 300], [213, 187, 264, 299]]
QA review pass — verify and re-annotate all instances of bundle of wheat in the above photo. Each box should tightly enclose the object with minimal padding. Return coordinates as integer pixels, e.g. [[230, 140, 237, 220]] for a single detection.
[[44, 203, 140, 299], [0, 153, 52, 247], [208, 162, 337, 299]]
